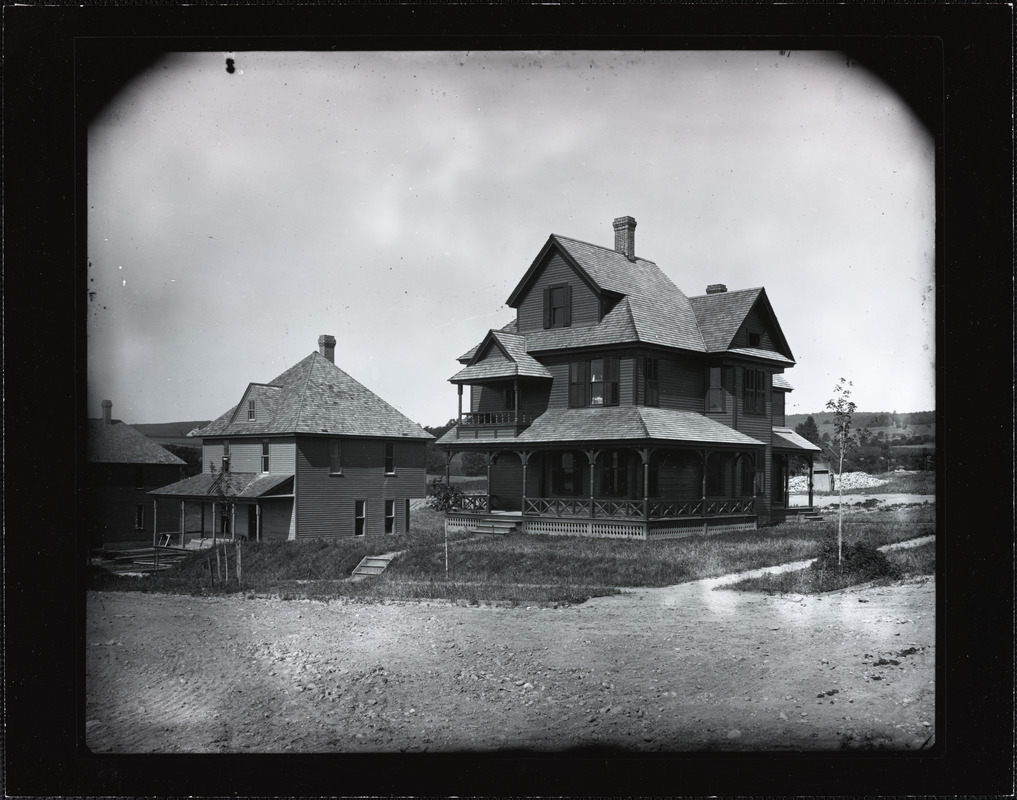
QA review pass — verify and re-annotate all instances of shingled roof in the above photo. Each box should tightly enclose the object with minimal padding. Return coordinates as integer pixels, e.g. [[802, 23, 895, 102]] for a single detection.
[[194, 350, 433, 440], [772, 426, 822, 453], [88, 419, 187, 465], [149, 471, 294, 500], [436, 407, 766, 448], [450, 330, 552, 383]]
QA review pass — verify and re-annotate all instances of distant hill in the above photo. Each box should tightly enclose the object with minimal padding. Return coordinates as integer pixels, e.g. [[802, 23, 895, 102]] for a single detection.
[[786, 411, 935, 447], [133, 420, 210, 448]]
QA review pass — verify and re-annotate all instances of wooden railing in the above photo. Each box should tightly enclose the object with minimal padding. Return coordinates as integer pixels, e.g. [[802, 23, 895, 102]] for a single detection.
[[459, 411, 534, 427], [457, 495, 488, 513], [517, 496, 756, 520]]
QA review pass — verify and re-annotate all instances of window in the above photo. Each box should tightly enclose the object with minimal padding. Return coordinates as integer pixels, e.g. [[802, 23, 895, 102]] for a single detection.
[[261, 441, 270, 473], [248, 399, 256, 421], [644, 358, 659, 407], [740, 455, 757, 497], [134, 466, 145, 490], [385, 500, 395, 534], [504, 386, 516, 410], [743, 369, 768, 415], [747, 331, 762, 348], [706, 454, 727, 496], [134, 505, 145, 530], [706, 367, 725, 412], [569, 357, 619, 408], [772, 390, 785, 421], [354, 500, 366, 536], [384, 442, 395, 475], [598, 451, 628, 496], [329, 439, 342, 474], [222, 441, 230, 473], [543, 284, 572, 329]]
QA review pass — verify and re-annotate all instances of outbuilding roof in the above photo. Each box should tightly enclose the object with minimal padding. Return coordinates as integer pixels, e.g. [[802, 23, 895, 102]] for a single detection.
[[194, 350, 433, 440], [88, 419, 187, 465]]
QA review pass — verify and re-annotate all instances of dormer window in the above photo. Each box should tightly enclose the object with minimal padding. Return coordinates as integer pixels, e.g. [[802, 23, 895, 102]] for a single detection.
[[248, 399, 256, 421], [543, 284, 572, 329], [747, 331, 762, 348]]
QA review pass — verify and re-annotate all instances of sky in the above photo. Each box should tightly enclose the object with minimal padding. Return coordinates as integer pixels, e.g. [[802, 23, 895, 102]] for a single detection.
[[87, 50, 935, 427]]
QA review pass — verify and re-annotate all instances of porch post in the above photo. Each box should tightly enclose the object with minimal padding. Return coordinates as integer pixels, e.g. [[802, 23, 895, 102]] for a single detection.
[[445, 450, 452, 484], [520, 451, 530, 514], [152, 499, 158, 547], [513, 379, 520, 426], [231, 503, 236, 540], [485, 452, 493, 513], [808, 455, 815, 508], [211, 502, 217, 546], [784, 455, 790, 507], [701, 450, 709, 518], [200, 501, 206, 539], [586, 449, 600, 517], [457, 384, 463, 426], [179, 500, 185, 548], [640, 448, 651, 521]]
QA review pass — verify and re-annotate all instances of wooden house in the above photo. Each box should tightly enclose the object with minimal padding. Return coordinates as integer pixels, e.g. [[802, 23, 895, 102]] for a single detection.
[[435, 216, 821, 540], [150, 335, 433, 544], [86, 400, 187, 544]]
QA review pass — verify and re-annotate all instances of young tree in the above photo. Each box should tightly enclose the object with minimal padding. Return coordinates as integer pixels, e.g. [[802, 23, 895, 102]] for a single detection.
[[824, 378, 864, 565], [794, 415, 822, 446]]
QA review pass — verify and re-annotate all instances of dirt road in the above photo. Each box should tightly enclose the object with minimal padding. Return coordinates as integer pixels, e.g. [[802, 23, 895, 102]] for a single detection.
[[85, 566, 935, 753]]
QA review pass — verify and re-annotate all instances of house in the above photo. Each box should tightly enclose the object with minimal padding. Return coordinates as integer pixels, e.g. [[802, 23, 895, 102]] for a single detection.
[[86, 400, 187, 545], [149, 335, 433, 544], [435, 216, 821, 540]]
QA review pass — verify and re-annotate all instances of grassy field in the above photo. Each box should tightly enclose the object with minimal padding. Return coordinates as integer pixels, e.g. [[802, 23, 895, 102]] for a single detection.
[[89, 503, 934, 605]]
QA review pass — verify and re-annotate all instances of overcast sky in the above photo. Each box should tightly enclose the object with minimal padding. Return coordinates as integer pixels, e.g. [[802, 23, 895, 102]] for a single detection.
[[87, 50, 935, 427]]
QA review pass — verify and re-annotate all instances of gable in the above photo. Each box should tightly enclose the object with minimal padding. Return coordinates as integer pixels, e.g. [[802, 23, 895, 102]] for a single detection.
[[733, 293, 793, 360], [513, 248, 602, 333], [229, 383, 283, 426]]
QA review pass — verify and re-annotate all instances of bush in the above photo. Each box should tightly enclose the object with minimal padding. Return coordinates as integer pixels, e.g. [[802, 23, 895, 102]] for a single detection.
[[426, 479, 465, 513], [811, 537, 899, 582]]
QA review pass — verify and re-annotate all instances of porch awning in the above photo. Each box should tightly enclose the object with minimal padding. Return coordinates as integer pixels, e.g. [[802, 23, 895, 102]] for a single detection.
[[772, 427, 822, 453], [149, 472, 294, 501], [438, 407, 766, 448]]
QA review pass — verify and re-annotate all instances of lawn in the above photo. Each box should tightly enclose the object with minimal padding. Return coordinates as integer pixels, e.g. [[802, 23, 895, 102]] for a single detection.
[[89, 503, 934, 605]]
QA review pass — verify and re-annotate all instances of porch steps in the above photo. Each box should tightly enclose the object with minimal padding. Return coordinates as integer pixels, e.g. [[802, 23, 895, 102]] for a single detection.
[[469, 517, 520, 536], [800, 512, 825, 522], [351, 554, 398, 578]]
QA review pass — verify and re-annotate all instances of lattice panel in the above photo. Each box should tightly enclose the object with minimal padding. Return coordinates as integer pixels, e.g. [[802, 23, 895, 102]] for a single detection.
[[445, 515, 478, 533], [523, 519, 591, 537]]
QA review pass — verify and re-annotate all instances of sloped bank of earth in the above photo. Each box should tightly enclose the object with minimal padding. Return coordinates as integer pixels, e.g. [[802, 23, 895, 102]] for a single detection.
[[86, 573, 935, 753]]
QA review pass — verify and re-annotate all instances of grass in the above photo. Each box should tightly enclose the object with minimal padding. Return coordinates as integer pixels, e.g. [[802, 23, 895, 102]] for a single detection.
[[848, 470, 936, 496], [89, 504, 934, 605]]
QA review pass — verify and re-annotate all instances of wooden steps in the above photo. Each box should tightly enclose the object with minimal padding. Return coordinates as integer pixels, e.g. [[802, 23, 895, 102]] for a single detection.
[[469, 517, 520, 536], [800, 512, 825, 522], [351, 554, 397, 578]]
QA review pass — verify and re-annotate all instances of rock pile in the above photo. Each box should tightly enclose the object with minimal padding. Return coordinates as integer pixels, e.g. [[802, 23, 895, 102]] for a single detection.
[[789, 471, 888, 493]]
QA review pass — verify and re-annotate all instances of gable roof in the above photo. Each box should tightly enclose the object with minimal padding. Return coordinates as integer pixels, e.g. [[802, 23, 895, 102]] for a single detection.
[[88, 419, 187, 465], [772, 374, 794, 391], [689, 287, 794, 361], [450, 330, 552, 383], [194, 351, 433, 440]]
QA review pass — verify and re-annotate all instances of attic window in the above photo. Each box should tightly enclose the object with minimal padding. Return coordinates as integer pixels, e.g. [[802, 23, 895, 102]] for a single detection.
[[747, 331, 762, 349], [543, 284, 572, 329], [248, 400, 256, 421]]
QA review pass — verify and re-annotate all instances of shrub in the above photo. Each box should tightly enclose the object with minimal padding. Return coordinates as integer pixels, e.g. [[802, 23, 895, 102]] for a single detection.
[[811, 537, 900, 582], [426, 479, 466, 513]]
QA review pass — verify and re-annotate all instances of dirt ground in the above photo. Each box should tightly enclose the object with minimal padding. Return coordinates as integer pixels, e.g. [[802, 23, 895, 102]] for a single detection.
[[85, 569, 935, 753]]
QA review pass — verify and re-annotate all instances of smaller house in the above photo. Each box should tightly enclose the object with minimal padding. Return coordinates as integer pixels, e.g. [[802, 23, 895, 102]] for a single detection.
[[150, 335, 433, 544], [86, 400, 186, 545]]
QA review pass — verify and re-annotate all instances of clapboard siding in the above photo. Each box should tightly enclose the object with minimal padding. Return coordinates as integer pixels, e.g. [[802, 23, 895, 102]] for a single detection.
[[735, 367, 772, 512], [261, 501, 294, 540], [546, 360, 571, 408], [226, 440, 262, 473], [734, 305, 777, 352], [517, 252, 600, 332], [295, 435, 426, 538], [87, 463, 184, 543], [659, 356, 705, 412], [269, 438, 296, 474], [618, 357, 634, 405], [654, 451, 702, 498], [203, 442, 224, 473]]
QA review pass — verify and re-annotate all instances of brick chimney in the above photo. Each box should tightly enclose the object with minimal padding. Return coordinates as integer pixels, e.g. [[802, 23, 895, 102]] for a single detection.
[[101, 399, 112, 425], [318, 334, 336, 363], [706, 284, 728, 294], [612, 216, 637, 261]]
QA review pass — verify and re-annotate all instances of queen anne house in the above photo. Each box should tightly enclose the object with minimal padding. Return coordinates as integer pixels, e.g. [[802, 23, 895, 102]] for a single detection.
[[150, 335, 433, 544], [436, 217, 821, 540]]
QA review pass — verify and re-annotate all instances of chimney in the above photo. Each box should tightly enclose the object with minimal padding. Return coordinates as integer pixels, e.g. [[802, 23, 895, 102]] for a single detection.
[[318, 334, 336, 363], [102, 399, 113, 425], [612, 216, 637, 261], [706, 284, 728, 294]]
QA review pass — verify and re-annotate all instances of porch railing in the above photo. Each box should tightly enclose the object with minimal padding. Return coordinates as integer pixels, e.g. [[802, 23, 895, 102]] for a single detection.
[[512, 496, 756, 520], [459, 411, 534, 427], [458, 494, 488, 513]]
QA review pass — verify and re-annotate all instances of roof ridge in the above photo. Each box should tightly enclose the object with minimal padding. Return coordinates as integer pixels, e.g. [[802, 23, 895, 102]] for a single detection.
[[551, 233, 658, 266], [289, 352, 319, 432]]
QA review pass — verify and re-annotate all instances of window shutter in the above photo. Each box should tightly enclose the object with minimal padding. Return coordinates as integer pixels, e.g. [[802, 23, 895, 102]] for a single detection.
[[543, 287, 551, 329], [563, 285, 572, 327]]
